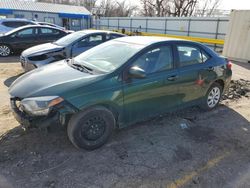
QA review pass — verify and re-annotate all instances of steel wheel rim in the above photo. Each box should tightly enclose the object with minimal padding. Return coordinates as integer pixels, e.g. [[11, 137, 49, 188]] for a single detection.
[[207, 87, 220, 108], [0, 45, 10, 56], [81, 116, 106, 141]]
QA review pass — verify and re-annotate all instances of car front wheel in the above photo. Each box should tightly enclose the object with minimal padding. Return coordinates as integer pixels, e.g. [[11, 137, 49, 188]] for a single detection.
[[0, 45, 11, 57], [67, 106, 115, 150], [200, 82, 222, 110]]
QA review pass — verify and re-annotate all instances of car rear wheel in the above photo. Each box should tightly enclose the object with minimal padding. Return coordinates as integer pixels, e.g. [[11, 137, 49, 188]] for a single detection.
[[200, 83, 222, 110], [0, 45, 11, 57], [67, 106, 115, 150]]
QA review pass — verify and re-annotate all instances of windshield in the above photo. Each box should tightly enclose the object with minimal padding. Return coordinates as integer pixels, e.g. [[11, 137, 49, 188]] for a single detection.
[[74, 40, 145, 73], [54, 31, 86, 46]]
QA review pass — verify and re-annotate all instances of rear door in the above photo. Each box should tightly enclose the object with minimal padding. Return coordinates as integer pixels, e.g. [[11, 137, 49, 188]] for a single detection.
[[71, 33, 105, 57], [122, 43, 180, 125], [38, 27, 65, 44], [175, 42, 217, 105]]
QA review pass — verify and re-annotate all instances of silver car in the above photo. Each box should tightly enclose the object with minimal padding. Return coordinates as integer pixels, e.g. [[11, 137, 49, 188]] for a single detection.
[[0, 18, 37, 34], [21, 30, 126, 72]]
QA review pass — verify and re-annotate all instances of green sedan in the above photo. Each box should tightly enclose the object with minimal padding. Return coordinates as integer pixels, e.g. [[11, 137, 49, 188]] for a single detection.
[[9, 36, 232, 150]]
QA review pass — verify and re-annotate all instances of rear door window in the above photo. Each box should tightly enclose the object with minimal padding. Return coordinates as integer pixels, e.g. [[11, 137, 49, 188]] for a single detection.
[[40, 28, 60, 35], [177, 45, 209, 67]]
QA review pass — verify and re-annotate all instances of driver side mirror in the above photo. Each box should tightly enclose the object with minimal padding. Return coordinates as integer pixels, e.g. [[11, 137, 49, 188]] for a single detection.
[[129, 66, 146, 79]]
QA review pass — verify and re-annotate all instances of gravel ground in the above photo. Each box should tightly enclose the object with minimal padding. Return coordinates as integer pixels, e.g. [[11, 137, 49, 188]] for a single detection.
[[0, 57, 250, 188]]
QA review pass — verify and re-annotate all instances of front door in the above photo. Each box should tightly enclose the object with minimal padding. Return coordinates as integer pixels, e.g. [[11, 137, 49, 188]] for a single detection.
[[38, 27, 64, 44], [10, 28, 38, 51], [122, 44, 180, 125]]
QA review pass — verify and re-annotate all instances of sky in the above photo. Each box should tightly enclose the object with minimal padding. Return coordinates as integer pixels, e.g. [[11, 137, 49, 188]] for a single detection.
[[218, 0, 250, 10], [123, 0, 250, 10]]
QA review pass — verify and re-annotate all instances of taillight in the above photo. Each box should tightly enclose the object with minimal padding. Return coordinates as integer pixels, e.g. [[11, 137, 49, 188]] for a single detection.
[[227, 60, 232, 69]]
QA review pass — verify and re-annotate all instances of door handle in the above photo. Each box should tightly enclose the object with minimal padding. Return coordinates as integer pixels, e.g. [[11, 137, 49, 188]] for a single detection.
[[167, 75, 178, 81]]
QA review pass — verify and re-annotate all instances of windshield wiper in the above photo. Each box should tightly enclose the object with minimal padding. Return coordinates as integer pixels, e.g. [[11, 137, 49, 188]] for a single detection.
[[70, 59, 93, 74]]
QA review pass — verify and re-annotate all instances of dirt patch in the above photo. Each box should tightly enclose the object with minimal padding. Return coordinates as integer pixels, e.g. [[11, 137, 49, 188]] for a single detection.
[[223, 79, 250, 100]]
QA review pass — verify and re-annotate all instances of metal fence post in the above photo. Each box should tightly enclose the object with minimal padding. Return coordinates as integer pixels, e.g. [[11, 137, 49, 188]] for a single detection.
[[165, 18, 168, 34], [130, 18, 133, 33], [107, 18, 109, 30], [118, 18, 120, 30], [215, 18, 220, 51], [146, 18, 148, 32], [187, 18, 191, 36], [130, 18, 132, 33], [96, 18, 98, 29]]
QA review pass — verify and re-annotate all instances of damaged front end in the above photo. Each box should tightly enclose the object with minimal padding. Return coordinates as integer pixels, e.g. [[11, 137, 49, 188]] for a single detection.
[[10, 97, 78, 129]]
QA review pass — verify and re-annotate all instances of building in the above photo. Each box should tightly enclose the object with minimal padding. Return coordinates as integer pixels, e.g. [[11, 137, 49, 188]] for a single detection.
[[0, 0, 91, 31]]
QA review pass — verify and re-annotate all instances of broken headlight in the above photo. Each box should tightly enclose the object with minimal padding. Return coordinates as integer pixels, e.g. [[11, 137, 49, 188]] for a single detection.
[[20, 96, 64, 116]]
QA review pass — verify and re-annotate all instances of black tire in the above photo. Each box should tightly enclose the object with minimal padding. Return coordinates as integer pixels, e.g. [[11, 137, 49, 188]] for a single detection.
[[0, 44, 12, 57], [67, 106, 115, 150], [199, 82, 222, 111]]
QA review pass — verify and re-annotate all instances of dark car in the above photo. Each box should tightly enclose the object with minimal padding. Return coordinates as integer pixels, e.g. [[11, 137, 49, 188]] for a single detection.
[[9, 36, 232, 150], [20, 30, 126, 71], [0, 25, 70, 57]]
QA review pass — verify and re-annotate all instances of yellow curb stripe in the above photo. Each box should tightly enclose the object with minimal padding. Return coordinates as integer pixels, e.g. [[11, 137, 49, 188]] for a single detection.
[[140, 32, 225, 45], [90, 28, 224, 45], [166, 151, 231, 188]]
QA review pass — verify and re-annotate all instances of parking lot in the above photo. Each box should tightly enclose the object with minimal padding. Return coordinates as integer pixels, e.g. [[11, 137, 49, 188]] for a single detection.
[[0, 57, 250, 188]]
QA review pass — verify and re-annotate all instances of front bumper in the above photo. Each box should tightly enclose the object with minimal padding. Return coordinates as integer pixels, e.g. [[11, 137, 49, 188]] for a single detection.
[[10, 98, 78, 129], [10, 98, 59, 128], [20, 56, 37, 72], [20, 54, 62, 72]]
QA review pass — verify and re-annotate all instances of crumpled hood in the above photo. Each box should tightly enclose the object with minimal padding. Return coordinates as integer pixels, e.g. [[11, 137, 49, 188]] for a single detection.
[[22, 43, 64, 57], [9, 61, 101, 98]]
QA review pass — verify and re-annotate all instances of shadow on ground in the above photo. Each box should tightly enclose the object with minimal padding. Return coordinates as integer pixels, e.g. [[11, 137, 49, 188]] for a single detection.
[[4, 73, 23, 87], [0, 104, 250, 188], [233, 61, 250, 70], [0, 56, 19, 63]]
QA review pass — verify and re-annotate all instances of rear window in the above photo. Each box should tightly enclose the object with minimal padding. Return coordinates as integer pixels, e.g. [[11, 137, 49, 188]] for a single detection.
[[2, 21, 31, 28], [106, 34, 123, 40]]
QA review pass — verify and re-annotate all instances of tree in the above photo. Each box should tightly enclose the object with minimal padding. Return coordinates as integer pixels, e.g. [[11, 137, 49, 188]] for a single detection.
[[140, 0, 221, 17], [197, 0, 221, 16], [97, 0, 137, 17], [170, 0, 198, 17], [140, 0, 171, 16]]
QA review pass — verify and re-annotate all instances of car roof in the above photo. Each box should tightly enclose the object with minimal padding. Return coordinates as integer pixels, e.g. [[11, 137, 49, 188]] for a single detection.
[[0, 18, 34, 22], [37, 22, 56, 25], [81, 29, 126, 36], [113, 36, 190, 45], [5, 24, 64, 35]]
